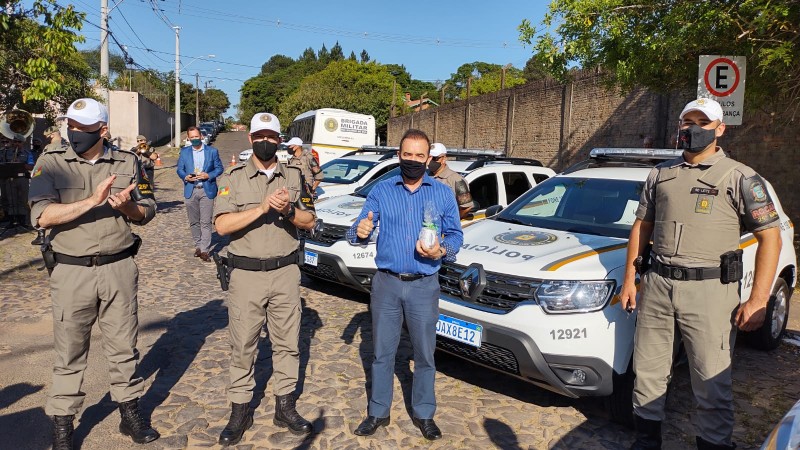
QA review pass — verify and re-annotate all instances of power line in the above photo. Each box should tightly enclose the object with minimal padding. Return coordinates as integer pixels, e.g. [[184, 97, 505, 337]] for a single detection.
[[128, 1, 524, 50]]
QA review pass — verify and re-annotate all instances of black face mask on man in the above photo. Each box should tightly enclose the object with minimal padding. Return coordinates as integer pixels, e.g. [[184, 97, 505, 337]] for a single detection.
[[427, 158, 442, 175], [400, 158, 427, 180], [679, 124, 717, 153], [252, 140, 279, 161], [67, 128, 103, 155]]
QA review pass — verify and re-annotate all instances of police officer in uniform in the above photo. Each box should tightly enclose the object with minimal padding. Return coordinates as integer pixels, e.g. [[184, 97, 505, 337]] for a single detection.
[[213, 112, 317, 445], [428, 143, 473, 218], [44, 125, 68, 152], [285, 137, 323, 194], [28, 98, 159, 449], [620, 98, 782, 450], [0, 135, 33, 226]]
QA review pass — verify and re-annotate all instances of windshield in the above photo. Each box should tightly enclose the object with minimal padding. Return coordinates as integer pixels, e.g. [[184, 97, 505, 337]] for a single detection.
[[320, 159, 379, 184], [353, 167, 400, 198], [496, 177, 644, 239]]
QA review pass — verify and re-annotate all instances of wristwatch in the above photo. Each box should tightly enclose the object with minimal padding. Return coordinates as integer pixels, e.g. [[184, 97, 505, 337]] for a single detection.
[[438, 247, 445, 259], [285, 203, 296, 219]]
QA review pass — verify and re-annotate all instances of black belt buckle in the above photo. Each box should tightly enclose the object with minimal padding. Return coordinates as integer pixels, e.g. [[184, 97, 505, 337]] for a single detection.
[[88, 255, 99, 267], [671, 267, 686, 280], [398, 272, 423, 281]]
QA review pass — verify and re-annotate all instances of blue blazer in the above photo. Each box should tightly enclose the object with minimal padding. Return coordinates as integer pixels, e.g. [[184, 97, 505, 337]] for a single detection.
[[177, 145, 224, 199]]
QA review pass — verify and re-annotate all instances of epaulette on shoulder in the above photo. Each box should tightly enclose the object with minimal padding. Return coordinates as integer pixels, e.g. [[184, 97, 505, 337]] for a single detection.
[[42, 143, 69, 155], [225, 162, 246, 174], [115, 148, 138, 158]]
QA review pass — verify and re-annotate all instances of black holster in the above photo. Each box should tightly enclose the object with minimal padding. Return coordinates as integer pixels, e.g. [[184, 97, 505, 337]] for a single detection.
[[634, 244, 653, 275], [212, 253, 232, 291], [41, 242, 56, 276], [720, 249, 744, 284]]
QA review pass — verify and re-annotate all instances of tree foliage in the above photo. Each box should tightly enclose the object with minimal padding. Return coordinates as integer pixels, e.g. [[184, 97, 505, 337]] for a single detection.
[[200, 88, 230, 121], [80, 47, 128, 79], [441, 62, 524, 101], [0, 0, 93, 115], [280, 60, 399, 128], [519, 0, 800, 116]]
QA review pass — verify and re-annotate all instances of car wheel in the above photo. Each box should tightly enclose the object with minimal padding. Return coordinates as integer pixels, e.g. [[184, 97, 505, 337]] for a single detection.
[[748, 278, 790, 351], [605, 360, 634, 428]]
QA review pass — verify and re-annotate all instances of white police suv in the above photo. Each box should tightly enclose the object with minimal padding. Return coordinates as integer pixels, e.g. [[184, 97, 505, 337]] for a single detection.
[[300, 156, 557, 293], [434, 148, 796, 424], [314, 147, 399, 201]]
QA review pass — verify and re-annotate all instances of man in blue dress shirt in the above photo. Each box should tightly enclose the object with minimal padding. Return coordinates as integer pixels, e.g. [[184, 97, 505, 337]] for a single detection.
[[346, 129, 463, 440]]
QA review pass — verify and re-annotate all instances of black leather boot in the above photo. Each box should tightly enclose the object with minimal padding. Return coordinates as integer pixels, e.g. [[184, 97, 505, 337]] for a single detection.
[[630, 415, 662, 449], [273, 394, 312, 435], [218, 402, 253, 446], [696, 436, 736, 450], [52, 415, 74, 450], [118, 398, 160, 444]]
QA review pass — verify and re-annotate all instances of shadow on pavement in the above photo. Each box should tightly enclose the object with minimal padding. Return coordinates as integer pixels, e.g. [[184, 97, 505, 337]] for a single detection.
[[484, 417, 523, 450], [0, 382, 44, 409], [0, 256, 44, 280], [153, 200, 184, 214], [0, 406, 51, 450], [252, 298, 324, 406], [73, 299, 228, 448]]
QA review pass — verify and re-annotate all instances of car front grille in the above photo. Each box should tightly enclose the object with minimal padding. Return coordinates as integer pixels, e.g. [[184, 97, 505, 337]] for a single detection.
[[439, 263, 539, 313], [436, 337, 520, 375], [301, 262, 338, 282], [299, 224, 351, 247]]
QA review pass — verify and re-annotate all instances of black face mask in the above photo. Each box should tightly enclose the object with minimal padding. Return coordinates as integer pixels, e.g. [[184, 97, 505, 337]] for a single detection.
[[253, 140, 279, 161], [679, 124, 717, 153], [67, 128, 103, 155], [427, 159, 442, 175], [400, 158, 427, 180]]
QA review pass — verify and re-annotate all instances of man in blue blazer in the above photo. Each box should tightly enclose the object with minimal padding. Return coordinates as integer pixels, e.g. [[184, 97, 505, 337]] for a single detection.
[[177, 126, 224, 261]]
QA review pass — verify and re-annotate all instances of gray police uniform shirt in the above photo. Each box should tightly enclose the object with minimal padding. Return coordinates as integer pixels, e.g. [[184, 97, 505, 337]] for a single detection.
[[636, 149, 779, 268]]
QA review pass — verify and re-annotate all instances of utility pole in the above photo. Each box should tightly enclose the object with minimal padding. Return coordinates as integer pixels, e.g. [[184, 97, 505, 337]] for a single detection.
[[440, 83, 447, 105], [501, 63, 512, 90], [173, 26, 181, 147], [390, 80, 396, 118], [100, 0, 109, 106], [195, 73, 200, 126]]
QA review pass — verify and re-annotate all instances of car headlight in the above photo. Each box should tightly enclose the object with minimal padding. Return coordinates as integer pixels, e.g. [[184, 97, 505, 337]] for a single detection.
[[536, 280, 615, 313]]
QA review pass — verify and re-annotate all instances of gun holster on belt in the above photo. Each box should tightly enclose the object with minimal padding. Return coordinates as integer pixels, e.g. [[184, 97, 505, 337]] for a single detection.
[[634, 243, 653, 275], [212, 253, 232, 291], [720, 249, 744, 284], [41, 242, 56, 276]]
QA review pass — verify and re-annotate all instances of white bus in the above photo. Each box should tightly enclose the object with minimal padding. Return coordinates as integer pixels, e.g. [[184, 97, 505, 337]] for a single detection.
[[286, 108, 376, 166]]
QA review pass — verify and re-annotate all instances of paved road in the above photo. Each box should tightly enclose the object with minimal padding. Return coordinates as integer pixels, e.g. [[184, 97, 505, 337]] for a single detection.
[[1, 131, 798, 449]]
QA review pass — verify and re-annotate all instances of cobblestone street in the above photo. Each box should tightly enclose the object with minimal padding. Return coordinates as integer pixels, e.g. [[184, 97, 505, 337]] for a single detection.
[[1, 131, 798, 450]]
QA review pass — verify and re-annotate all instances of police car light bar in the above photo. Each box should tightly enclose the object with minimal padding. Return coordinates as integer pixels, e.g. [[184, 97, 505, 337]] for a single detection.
[[589, 148, 683, 160]]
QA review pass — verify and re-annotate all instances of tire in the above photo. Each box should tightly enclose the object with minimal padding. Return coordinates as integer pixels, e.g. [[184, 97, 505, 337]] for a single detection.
[[748, 278, 791, 351], [605, 360, 635, 429]]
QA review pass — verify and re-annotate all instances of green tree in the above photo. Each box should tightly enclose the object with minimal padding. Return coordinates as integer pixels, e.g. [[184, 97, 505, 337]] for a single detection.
[[522, 54, 550, 83], [444, 62, 505, 101], [463, 68, 526, 97], [519, 0, 800, 115], [80, 47, 128, 79], [279, 60, 398, 128], [0, 0, 93, 115], [261, 54, 294, 75], [330, 41, 344, 61], [360, 49, 370, 63], [317, 44, 329, 64], [300, 47, 317, 62], [348, 51, 357, 61], [200, 88, 230, 122]]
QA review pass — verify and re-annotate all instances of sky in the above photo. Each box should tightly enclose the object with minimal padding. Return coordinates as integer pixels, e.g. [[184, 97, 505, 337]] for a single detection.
[[63, 0, 551, 117]]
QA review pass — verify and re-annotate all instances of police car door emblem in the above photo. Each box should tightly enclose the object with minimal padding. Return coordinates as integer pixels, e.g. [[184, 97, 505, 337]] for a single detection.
[[494, 230, 557, 246], [459, 263, 486, 301]]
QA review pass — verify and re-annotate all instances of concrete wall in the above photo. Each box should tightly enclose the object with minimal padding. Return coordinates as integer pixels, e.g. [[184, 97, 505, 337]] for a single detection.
[[388, 70, 800, 226], [109, 90, 194, 150]]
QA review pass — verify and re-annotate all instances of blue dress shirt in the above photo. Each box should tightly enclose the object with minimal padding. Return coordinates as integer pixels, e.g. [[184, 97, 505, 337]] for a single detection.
[[346, 174, 463, 275], [191, 145, 205, 188]]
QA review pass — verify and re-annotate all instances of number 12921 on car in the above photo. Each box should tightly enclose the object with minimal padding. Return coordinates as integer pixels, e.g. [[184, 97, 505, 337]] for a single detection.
[[436, 314, 482, 348]]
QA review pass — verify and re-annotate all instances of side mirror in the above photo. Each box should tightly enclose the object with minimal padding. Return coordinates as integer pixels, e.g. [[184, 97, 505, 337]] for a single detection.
[[485, 205, 504, 217]]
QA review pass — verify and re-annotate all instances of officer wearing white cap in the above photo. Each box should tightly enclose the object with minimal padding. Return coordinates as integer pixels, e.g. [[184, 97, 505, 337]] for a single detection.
[[620, 98, 782, 450], [213, 112, 317, 445], [28, 98, 159, 448], [428, 143, 473, 218], [285, 136, 323, 194]]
